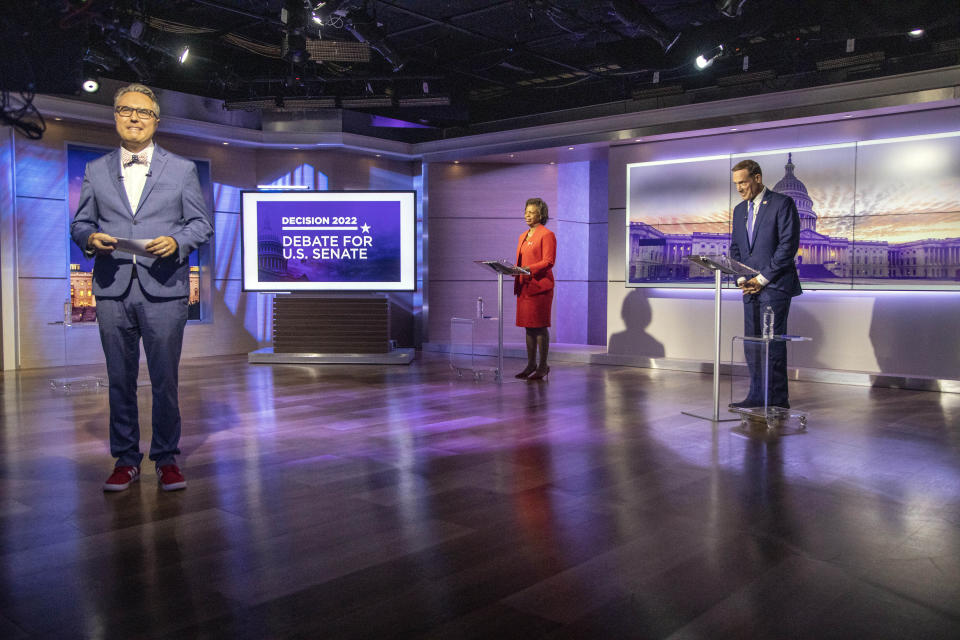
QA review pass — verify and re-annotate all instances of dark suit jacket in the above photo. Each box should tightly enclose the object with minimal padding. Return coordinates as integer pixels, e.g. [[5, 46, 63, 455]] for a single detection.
[[729, 189, 802, 300], [70, 145, 213, 298], [513, 225, 556, 297]]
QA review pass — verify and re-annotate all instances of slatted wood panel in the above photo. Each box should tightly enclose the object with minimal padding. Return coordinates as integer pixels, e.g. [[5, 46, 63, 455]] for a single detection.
[[273, 296, 390, 353]]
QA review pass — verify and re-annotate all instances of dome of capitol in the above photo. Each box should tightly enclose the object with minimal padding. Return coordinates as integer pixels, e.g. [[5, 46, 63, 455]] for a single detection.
[[772, 153, 818, 232]]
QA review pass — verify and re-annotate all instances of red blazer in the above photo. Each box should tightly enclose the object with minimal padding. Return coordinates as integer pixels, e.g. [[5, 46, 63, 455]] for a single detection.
[[514, 225, 556, 296]]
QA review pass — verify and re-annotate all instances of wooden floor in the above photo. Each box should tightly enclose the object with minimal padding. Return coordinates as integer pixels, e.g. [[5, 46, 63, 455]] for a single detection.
[[1, 353, 959, 639]]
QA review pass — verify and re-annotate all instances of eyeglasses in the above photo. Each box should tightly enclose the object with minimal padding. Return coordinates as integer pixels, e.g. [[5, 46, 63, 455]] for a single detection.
[[114, 105, 158, 120]]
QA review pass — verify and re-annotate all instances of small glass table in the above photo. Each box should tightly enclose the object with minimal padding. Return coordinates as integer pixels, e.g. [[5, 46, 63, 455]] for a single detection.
[[449, 317, 499, 382], [729, 335, 811, 435]]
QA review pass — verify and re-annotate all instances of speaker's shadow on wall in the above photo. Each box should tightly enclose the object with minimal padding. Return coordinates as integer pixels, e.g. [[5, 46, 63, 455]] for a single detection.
[[783, 301, 827, 371], [607, 289, 664, 358], [868, 294, 960, 382]]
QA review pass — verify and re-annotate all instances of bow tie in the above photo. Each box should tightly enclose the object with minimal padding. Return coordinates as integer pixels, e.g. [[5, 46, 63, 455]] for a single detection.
[[122, 152, 148, 168]]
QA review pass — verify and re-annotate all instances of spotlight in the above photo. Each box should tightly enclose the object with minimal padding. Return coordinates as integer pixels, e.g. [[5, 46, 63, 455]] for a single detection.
[[312, 13, 323, 25], [695, 45, 723, 69], [178, 47, 190, 64], [82, 78, 99, 93], [907, 28, 925, 39]]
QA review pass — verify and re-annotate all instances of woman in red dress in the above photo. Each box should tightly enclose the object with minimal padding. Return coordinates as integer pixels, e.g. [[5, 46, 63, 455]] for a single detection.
[[514, 197, 556, 380]]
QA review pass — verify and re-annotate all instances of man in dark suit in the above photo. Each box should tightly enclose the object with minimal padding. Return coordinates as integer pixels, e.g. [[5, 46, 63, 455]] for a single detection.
[[728, 159, 801, 409], [71, 84, 213, 492]]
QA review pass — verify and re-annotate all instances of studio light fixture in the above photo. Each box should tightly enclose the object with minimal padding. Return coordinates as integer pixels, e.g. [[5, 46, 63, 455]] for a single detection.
[[397, 95, 450, 107], [82, 78, 99, 93], [224, 98, 281, 111], [178, 47, 190, 64], [816, 50, 885, 72], [306, 40, 371, 63], [341, 95, 394, 108], [907, 28, 925, 39], [282, 97, 337, 109], [695, 45, 724, 70]]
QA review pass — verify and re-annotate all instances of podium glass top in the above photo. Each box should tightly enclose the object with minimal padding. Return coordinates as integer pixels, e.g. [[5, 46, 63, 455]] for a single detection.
[[686, 254, 758, 277], [474, 259, 530, 276]]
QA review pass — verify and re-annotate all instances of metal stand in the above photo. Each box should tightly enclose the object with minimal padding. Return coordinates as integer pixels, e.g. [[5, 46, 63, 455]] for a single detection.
[[496, 269, 504, 381], [474, 259, 530, 383], [680, 254, 758, 423]]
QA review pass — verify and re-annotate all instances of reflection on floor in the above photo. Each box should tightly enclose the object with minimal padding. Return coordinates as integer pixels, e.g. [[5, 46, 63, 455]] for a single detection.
[[1, 353, 959, 638]]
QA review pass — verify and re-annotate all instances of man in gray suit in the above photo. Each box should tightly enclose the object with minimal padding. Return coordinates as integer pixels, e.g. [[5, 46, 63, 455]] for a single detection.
[[71, 83, 213, 492]]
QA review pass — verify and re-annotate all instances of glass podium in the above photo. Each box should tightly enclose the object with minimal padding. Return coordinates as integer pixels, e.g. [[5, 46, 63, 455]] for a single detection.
[[465, 259, 529, 383], [681, 254, 758, 422]]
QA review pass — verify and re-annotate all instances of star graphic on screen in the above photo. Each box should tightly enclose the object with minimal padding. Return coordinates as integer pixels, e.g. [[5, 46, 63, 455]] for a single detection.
[[361, 223, 371, 233]]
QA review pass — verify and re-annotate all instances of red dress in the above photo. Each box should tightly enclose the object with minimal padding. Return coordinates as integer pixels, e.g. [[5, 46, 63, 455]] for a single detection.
[[514, 225, 556, 328]]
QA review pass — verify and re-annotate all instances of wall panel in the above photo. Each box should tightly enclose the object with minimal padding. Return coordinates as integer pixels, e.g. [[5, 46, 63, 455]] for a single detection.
[[17, 278, 69, 367], [16, 197, 68, 278]]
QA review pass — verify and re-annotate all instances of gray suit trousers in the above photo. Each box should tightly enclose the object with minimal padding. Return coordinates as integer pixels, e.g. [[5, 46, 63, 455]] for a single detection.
[[96, 275, 188, 467]]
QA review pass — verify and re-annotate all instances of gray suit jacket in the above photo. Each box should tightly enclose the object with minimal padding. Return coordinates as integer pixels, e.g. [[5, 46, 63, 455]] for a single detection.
[[70, 145, 213, 298]]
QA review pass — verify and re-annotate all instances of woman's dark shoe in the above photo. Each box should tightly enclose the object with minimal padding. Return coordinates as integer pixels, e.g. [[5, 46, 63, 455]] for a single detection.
[[515, 365, 537, 379], [527, 366, 550, 380]]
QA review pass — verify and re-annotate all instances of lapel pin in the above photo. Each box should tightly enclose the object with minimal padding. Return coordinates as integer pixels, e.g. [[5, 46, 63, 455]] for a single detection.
[[762, 200, 768, 205]]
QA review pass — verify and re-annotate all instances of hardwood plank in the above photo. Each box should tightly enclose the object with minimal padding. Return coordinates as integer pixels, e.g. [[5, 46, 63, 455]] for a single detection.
[[1, 353, 959, 638]]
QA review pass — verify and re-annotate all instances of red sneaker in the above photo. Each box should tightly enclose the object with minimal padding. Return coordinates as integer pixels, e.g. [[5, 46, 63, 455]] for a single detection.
[[103, 466, 140, 492], [157, 464, 187, 491]]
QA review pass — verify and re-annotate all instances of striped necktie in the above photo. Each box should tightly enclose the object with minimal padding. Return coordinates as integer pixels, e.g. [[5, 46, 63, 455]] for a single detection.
[[746, 200, 755, 244]]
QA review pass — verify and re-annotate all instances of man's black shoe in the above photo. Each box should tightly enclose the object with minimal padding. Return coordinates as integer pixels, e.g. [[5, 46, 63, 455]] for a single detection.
[[729, 399, 762, 409]]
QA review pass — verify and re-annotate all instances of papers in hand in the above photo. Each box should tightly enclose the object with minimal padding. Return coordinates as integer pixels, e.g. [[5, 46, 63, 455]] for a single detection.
[[113, 237, 155, 258]]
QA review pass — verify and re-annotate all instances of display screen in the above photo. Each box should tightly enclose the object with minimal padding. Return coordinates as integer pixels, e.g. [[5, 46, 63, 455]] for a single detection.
[[241, 190, 416, 291], [626, 131, 960, 290]]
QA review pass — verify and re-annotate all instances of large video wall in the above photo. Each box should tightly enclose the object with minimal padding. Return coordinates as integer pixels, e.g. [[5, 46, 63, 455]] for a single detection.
[[626, 131, 960, 290]]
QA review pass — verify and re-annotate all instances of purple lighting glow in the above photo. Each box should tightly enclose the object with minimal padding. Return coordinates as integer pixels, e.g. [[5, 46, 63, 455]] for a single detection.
[[368, 115, 431, 129]]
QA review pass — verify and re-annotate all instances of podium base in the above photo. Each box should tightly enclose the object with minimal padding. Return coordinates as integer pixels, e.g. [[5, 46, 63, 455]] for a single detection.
[[729, 406, 808, 438]]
